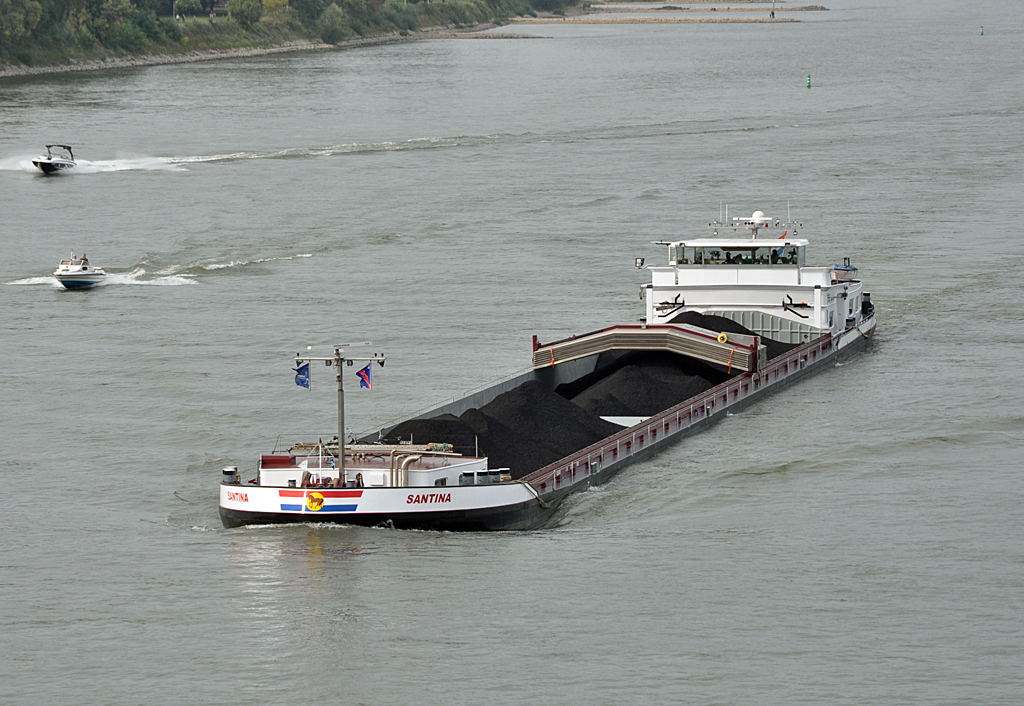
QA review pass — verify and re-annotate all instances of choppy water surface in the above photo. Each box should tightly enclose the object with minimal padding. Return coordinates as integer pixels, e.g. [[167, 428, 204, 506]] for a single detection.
[[2, 0, 1023, 703]]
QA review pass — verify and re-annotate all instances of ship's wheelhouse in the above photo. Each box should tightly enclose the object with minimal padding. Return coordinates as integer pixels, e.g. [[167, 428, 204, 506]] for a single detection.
[[669, 241, 806, 267]]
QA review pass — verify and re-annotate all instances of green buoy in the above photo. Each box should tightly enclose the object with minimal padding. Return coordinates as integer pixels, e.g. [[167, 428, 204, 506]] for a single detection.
[[807, 74, 811, 88], [980, 26, 984, 35]]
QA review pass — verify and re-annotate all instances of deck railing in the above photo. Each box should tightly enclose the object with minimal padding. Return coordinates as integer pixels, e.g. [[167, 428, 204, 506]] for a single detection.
[[521, 334, 834, 499]]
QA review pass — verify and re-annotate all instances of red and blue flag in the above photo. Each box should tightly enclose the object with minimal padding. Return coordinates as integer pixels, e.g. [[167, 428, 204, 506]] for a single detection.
[[356, 364, 371, 389]]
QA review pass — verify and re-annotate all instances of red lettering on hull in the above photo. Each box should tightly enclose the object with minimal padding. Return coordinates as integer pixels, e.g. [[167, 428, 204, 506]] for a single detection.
[[226, 491, 249, 503], [406, 493, 452, 505]]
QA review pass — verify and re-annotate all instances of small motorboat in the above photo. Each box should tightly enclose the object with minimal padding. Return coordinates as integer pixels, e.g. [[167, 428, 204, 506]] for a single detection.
[[54, 253, 106, 288], [32, 145, 77, 174]]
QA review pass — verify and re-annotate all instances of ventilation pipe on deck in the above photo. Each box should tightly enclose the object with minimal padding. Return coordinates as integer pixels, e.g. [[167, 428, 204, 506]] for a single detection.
[[399, 455, 422, 488], [388, 449, 401, 486]]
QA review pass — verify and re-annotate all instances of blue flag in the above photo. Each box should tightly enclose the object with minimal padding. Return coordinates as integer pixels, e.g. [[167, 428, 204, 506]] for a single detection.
[[356, 364, 371, 390], [293, 362, 310, 389]]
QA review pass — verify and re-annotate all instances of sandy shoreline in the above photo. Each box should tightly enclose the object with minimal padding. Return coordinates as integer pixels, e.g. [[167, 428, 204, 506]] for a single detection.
[[592, 4, 825, 10], [511, 16, 796, 23]]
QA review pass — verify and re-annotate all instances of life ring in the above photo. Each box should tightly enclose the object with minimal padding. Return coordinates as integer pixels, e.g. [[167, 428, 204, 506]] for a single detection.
[[717, 332, 728, 344]]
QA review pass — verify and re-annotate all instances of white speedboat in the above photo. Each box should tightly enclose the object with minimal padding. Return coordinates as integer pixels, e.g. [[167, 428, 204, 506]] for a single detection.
[[32, 145, 77, 174], [221, 208, 876, 531], [54, 253, 106, 288]]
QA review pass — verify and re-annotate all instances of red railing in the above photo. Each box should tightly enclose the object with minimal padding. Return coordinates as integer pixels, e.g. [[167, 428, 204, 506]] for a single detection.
[[522, 334, 833, 498]]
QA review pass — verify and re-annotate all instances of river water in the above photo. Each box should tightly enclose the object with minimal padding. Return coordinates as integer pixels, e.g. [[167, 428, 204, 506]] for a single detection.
[[2, 0, 1023, 703]]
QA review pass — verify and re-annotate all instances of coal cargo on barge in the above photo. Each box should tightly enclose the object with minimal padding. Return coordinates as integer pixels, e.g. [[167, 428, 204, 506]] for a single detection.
[[220, 210, 877, 530]]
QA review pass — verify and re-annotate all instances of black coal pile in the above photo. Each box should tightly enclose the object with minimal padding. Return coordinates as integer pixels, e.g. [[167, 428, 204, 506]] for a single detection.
[[667, 311, 799, 360], [567, 351, 725, 417], [457, 408, 555, 479], [385, 414, 478, 455], [386, 380, 620, 479], [478, 379, 619, 458], [385, 313, 799, 477]]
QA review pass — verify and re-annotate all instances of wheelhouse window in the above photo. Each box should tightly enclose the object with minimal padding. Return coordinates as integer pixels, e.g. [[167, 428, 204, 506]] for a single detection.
[[675, 244, 804, 265]]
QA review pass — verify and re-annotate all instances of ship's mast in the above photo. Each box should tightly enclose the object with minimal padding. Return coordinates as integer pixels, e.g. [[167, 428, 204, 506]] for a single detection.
[[295, 343, 386, 483]]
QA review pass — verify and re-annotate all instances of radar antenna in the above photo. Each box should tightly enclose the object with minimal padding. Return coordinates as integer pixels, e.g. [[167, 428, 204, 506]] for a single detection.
[[709, 208, 801, 239]]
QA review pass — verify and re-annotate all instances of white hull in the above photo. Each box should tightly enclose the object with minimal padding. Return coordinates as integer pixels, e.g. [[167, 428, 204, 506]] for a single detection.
[[54, 272, 106, 288], [220, 481, 550, 530], [54, 254, 105, 288]]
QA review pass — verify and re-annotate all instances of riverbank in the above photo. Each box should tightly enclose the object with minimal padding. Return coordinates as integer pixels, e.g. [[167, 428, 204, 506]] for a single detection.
[[0, 0, 546, 79], [1, 1, 820, 79], [511, 16, 797, 23], [0, 26, 513, 79]]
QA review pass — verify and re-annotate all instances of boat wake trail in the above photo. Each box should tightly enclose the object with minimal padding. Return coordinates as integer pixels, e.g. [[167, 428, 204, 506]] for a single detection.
[[6, 270, 195, 286], [152, 253, 312, 275], [6, 253, 311, 287], [105, 269, 196, 286], [167, 135, 510, 164], [73, 157, 187, 173], [0, 154, 187, 173], [6, 276, 63, 287], [161, 120, 801, 165], [0, 155, 41, 172]]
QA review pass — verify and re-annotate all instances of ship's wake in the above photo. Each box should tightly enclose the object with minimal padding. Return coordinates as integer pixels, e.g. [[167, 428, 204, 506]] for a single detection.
[[6, 271, 195, 287], [150, 253, 312, 275], [7, 252, 312, 287], [0, 154, 187, 173]]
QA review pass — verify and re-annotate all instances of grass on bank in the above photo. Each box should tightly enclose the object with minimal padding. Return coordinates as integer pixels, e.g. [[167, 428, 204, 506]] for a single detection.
[[1, 0, 571, 68]]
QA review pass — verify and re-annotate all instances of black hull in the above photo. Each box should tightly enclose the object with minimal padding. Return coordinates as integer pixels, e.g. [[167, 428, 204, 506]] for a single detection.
[[220, 496, 558, 532], [33, 161, 74, 174]]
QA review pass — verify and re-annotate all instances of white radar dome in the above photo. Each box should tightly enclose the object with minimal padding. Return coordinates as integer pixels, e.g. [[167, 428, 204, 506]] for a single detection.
[[752, 210, 766, 221]]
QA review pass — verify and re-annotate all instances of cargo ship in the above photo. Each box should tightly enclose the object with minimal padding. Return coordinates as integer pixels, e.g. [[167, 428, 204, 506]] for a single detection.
[[220, 210, 876, 530]]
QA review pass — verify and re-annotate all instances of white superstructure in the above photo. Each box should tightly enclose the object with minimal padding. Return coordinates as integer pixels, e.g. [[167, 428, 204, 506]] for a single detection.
[[53, 253, 106, 288], [642, 210, 874, 344]]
